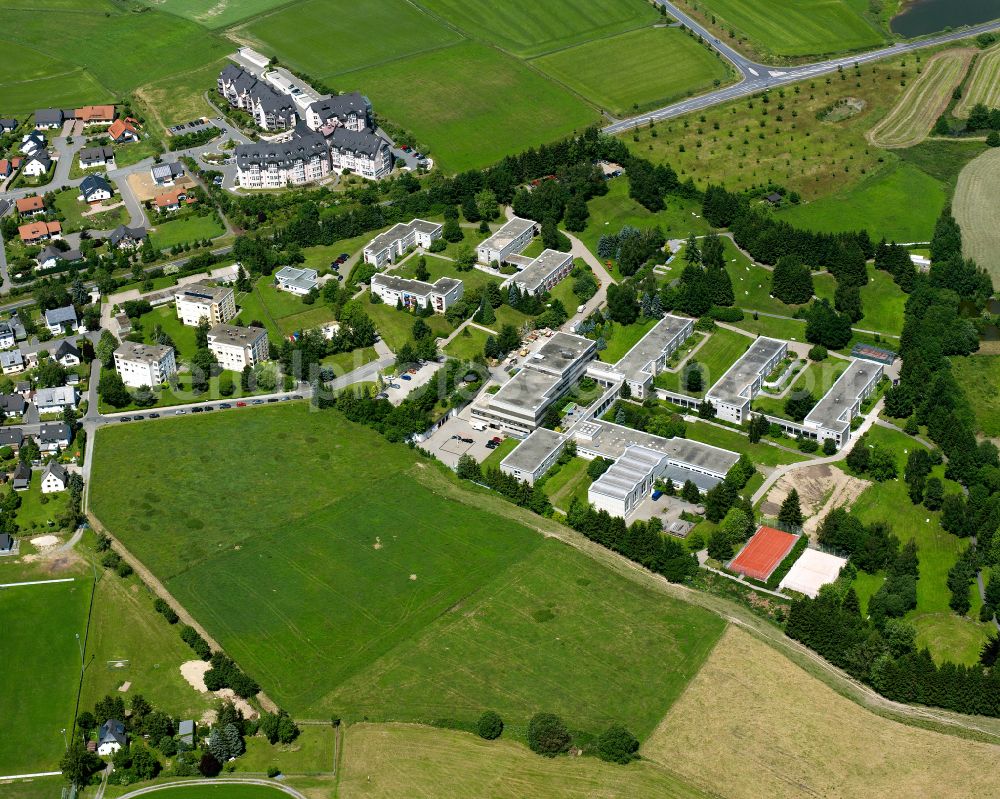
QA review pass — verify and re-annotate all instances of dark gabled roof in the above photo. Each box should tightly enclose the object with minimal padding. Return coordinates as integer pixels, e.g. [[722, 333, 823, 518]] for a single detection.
[[99, 719, 126, 746], [26, 150, 51, 167], [151, 162, 184, 180], [23, 130, 45, 145], [0, 118, 17, 130], [219, 63, 247, 83], [34, 108, 63, 125], [0, 532, 13, 551], [80, 173, 112, 197], [108, 225, 147, 247], [236, 130, 328, 169], [79, 146, 114, 163], [328, 127, 388, 158], [45, 305, 77, 326], [38, 421, 71, 442], [309, 92, 371, 122], [55, 340, 81, 359], [42, 460, 67, 485], [0, 394, 25, 414], [13, 461, 29, 480], [39, 246, 82, 264], [253, 85, 295, 115]]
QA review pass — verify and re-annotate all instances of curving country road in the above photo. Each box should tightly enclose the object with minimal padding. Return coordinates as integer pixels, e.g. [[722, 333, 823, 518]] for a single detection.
[[604, 1, 1000, 133], [111, 777, 307, 799]]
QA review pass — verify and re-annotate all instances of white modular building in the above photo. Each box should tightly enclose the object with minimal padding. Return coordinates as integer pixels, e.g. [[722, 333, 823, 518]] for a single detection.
[[370, 272, 463, 314], [363, 220, 443, 268]]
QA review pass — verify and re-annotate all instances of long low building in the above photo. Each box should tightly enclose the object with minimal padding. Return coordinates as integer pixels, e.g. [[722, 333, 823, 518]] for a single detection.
[[370, 272, 463, 313], [510, 249, 574, 296], [498, 428, 568, 485], [589, 444, 669, 518], [588, 314, 693, 400], [801, 359, 883, 449], [472, 332, 596, 435], [477, 216, 537, 264], [706, 337, 786, 424], [363, 219, 443, 268]]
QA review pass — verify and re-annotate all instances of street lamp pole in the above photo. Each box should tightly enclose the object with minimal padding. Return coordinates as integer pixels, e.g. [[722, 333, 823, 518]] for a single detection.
[[61, 728, 68, 750]]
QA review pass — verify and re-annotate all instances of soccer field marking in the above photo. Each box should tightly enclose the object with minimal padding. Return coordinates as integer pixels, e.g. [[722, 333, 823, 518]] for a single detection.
[[0, 771, 61, 779], [0, 577, 76, 588]]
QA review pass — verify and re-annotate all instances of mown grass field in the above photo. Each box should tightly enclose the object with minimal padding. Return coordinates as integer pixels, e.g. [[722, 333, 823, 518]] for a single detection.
[[416, 0, 662, 58], [954, 42, 1000, 118], [337, 722, 713, 799], [673, 0, 886, 58], [136, 57, 231, 130], [594, 317, 659, 362], [532, 27, 731, 117], [656, 326, 751, 395], [234, 0, 462, 81], [869, 49, 976, 148], [776, 160, 946, 243], [91, 405, 725, 726], [149, 214, 225, 251], [0, 580, 91, 774], [140, 0, 296, 29], [335, 42, 599, 173], [443, 325, 491, 361], [753, 358, 849, 417], [679, 417, 808, 467], [644, 626, 1000, 799], [366, 299, 452, 350], [629, 54, 917, 198], [541, 457, 593, 510], [953, 146, 1000, 282], [1, 776, 67, 799], [233, 276, 337, 340], [950, 354, 1000, 437]]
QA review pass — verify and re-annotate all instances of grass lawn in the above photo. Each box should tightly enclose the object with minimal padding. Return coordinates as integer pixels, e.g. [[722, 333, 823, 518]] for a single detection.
[[950, 354, 1000, 437], [656, 327, 752, 394], [629, 54, 914, 199], [136, 56, 231, 131], [337, 723, 713, 799], [417, 0, 661, 58], [532, 27, 732, 117], [732, 314, 809, 342], [673, 0, 886, 58], [107, 785, 296, 799], [139, 0, 297, 28], [594, 317, 659, 363], [680, 418, 808, 467], [852, 569, 886, 615], [0, 580, 91, 774], [336, 41, 598, 173], [396, 255, 496, 295], [112, 137, 162, 169], [234, 277, 337, 339], [776, 161, 945, 243], [752, 358, 849, 418], [0, 776, 68, 799], [322, 346, 378, 376], [149, 213, 225, 251], [91, 405, 724, 729], [11, 472, 71, 533], [234, 725, 334, 775], [492, 304, 533, 330], [367, 300, 453, 351], [80, 568, 215, 721], [541, 457, 592, 511], [139, 305, 200, 358], [444, 326, 491, 361], [481, 436, 518, 470], [857, 264, 907, 336], [53, 188, 128, 234]]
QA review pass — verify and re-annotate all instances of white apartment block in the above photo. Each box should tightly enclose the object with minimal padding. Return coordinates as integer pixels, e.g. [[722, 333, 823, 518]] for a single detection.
[[327, 128, 392, 179], [175, 282, 237, 327], [370, 273, 463, 314], [114, 342, 177, 388], [477, 217, 538, 265], [587, 314, 694, 400], [363, 219, 443, 268], [801, 359, 883, 449], [307, 93, 372, 132], [208, 324, 269, 371], [705, 337, 787, 424], [510, 249, 574, 296], [235, 133, 330, 189]]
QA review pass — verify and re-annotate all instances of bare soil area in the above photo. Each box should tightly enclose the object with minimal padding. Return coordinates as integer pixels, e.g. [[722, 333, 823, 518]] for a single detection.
[[760, 463, 870, 536]]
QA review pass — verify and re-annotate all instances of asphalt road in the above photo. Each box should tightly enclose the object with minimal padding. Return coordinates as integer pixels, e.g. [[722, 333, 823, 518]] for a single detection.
[[604, 3, 1000, 133]]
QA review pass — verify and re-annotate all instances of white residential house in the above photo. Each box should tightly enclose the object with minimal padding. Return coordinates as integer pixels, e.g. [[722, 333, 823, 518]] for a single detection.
[[0, 349, 25, 375], [306, 93, 372, 132], [207, 324, 269, 371], [41, 461, 68, 494], [174, 282, 237, 327], [54, 340, 81, 367], [33, 385, 78, 413], [19, 131, 46, 155], [150, 162, 184, 185], [114, 342, 177, 388], [97, 719, 126, 756], [0, 322, 15, 350], [363, 219, 442, 268], [22, 151, 51, 178], [37, 422, 72, 453], [44, 305, 79, 336], [370, 273, 463, 314], [274, 266, 318, 295], [79, 174, 113, 204], [78, 146, 115, 171]]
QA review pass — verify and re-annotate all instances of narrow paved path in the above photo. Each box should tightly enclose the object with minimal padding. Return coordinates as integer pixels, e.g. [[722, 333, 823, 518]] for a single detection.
[[113, 777, 307, 799]]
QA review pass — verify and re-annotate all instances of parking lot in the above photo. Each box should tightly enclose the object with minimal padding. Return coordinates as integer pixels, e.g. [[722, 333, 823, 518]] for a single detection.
[[382, 360, 440, 405], [420, 414, 503, 468]]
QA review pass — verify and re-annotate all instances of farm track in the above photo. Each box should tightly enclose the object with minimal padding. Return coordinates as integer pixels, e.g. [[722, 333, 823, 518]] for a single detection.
[[953, 146, 1000, 282], [868, 48, 976, 148], [954, 42, 1000, 117]]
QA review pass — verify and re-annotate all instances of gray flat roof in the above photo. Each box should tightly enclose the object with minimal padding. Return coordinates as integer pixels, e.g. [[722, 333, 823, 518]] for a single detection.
[[590, 444, 666, 501], [176, 282, 231, 303], [491, 368, 562, 415], [706, 337, 784, 406], [115, 341, 172, 362], [371, 272, 460, 297], [804, 359, 882, 432], [500, 428, 567, 474], [208, 323, 267, 348], [581, 420, 739, 478], [526, 332, 595, 378], [479, 216, 535, 254], [614, 314, 692, 380], [365, 219, 441, 255], [514, 249, 573, 293]]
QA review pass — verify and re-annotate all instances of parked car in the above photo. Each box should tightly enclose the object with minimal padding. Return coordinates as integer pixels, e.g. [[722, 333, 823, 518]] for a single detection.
[[461, 437, 474, 444], [376, 392, 388, 399], [401, 374, 411, 381], [652, 490, 663, 501], [220, 403, 232, 409], [491, 436, 502, 444], [338, 253, 350, 261], [485, 441, 497, 449], [191, 407, 204, 413], [252, 399, 264, 405], [174, 409, 186, 415], [203, 405, 214, 411], [292, 394, 303, 399], [267, 398, 278, 403], [149, 413, 160, 419], [236, 401, 247, 407], [119, 416, 132, 422], [451, 434, 461, 440], [133, 415, 144, 420]]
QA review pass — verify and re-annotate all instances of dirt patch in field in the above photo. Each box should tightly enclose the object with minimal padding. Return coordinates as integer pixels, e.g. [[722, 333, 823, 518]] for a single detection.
[[30, 534, 60, 548], [821, 96, 866, 122], [180, 660, 258, 720], [760, 464, 870, 536], [643, 626, 1000, 799]]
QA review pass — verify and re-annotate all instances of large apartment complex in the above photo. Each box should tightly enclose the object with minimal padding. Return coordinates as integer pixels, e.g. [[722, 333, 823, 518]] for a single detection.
[[114, 342, 177, 388], [174, 282, 237, 327], [235, 130, 331, 189], [207, 324, 269, 371], [370, 273, 463, 314], [363, 219, 443, 268]]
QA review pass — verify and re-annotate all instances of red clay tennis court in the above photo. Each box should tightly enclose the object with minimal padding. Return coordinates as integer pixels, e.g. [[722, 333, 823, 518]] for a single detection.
[[730, 526, 798, 581]]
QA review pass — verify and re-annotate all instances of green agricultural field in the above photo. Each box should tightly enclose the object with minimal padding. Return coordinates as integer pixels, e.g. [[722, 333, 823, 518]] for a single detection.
[[444, 326, 491, 361], [954, 42, 1000, 118], [630, 55, 914, 199], [950, 355, 1000, 437], [673, 0, 886, 58], [0, 580, 91, 774], [338, 42, 598, 173], [90, 405, 725, 730], [417, 0, 661, 58], [532, 27, 731, 117], [137, 57, 231, 130], [139, 0, 297, 29], [953, 146, 1000, 282], [236, 0, 462, 81], [776, 161, 945, 243], [656, 327, 752, 394], [321, 539, 724, 738], [1, 2, 229, 97], [149, 214, 225, 251], [0, 40, 114, 114]]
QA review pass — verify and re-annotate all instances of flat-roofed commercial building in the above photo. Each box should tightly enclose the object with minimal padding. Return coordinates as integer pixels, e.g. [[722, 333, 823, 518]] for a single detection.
[[175, 282, 237, 327], [472, 332, 596, 434], [706, 337, 786, 423], [370, 272, 463, 313], [499, 428, 568, 484], [207, 324, 269, 371], [589, 444, 670, 517], [363, 219, 443, 268], [802, 359, 883, 449], [511, 249, 574, 296], [114, 342, 177, 388], [588, 314, 693, 400], [476, 217, 537, 264]]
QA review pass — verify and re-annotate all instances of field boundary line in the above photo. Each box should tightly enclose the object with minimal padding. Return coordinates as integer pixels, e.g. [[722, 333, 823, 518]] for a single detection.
[[0, 577, 75, 588], [0, 771, 61, 779]]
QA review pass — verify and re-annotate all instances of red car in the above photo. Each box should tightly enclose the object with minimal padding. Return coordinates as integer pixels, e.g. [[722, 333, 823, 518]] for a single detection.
[[236, 401, 247, 407]]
